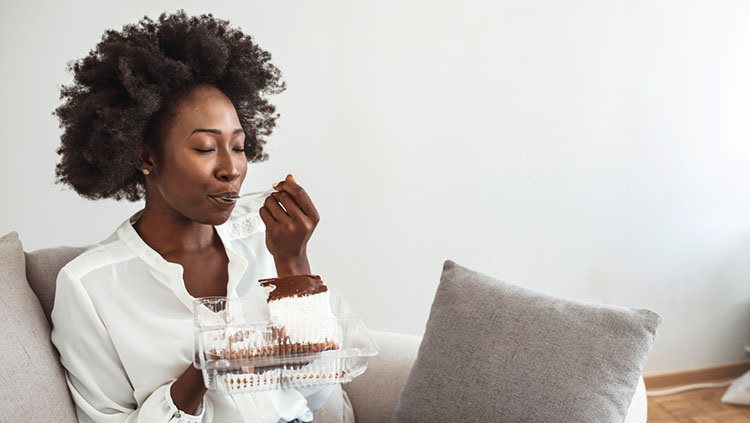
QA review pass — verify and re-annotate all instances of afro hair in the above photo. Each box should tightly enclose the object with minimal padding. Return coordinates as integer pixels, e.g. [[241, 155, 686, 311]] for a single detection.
[[53, 9, 286, 201]]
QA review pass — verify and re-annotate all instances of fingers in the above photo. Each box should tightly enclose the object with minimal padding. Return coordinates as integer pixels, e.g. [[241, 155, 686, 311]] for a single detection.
[[273, 174, 320, 223], [271, 191, 309, 225], [262, 194, 290, 223], [258, 205, 276, 224]]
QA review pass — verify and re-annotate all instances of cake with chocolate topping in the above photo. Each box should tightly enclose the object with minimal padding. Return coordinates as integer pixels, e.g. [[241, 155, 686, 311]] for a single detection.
[[258, 274, 340, 355], [202, 274, 340, 366]]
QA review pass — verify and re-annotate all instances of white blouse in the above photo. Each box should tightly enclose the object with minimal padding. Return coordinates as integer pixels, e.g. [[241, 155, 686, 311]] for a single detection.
[[50, 203, 336, 423]]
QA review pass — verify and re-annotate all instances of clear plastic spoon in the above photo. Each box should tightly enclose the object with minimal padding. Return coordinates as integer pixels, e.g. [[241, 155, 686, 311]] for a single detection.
[[225, 188, 278, 212], [226, 188, 277, 200]]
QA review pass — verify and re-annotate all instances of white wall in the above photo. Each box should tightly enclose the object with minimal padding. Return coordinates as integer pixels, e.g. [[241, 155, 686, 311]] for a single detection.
[[1, 0, 749, 374]]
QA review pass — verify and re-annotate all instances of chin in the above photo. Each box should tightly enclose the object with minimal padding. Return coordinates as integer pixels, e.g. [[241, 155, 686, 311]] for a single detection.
[[188, 207, 234, 226], [201, 211, 234, 226], [195, 197, 237, 225]]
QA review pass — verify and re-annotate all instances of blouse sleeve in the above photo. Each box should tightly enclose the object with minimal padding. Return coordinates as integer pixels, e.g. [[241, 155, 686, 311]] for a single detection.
[[50, 268, 208, 423], [297, 384, 336, 412]]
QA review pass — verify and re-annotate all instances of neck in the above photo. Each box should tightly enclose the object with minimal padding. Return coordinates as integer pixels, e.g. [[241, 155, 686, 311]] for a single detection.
[[133, 199, 219, 258]]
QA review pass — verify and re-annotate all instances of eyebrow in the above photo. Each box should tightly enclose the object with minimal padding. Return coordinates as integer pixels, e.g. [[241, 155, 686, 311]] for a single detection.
[[189, 128, 245, 138]]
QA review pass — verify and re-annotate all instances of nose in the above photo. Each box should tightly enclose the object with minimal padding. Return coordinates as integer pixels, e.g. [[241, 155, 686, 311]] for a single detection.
[[215, 148, 241, 182]]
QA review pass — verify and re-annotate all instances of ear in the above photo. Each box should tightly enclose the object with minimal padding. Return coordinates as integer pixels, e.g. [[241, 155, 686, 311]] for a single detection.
[[138, 147, 157, 175]]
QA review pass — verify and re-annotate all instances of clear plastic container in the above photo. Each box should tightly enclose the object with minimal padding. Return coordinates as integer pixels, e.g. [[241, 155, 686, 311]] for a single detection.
[[193, 290, 379, 393]]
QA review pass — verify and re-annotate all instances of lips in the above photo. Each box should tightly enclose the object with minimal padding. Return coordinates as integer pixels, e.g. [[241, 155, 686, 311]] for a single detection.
[[209, 190, 240, 210], [209, 191, 240, 200], [210, 195, 237, 209]]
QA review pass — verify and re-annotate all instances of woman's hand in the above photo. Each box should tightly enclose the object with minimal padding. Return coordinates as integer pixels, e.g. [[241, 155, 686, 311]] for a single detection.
[[259, 174, 321, 276]]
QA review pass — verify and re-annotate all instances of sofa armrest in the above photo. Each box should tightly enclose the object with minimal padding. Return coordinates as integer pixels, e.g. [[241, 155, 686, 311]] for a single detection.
[[342, 329, 421, 423]]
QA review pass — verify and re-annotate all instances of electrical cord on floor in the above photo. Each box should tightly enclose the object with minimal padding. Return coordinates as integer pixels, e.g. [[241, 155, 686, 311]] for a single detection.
[[646, 378, 737, 397]]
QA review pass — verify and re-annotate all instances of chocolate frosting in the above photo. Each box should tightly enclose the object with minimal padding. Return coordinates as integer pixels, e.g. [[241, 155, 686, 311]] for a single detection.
[[258, 274, 328, 302]]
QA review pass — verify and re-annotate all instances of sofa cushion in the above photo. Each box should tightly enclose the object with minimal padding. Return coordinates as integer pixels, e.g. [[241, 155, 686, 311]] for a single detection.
[[25, 245, 87, 323], [393, 259, 662, 423], [0, 232, 78, 422], [344, 330, 422, 422]]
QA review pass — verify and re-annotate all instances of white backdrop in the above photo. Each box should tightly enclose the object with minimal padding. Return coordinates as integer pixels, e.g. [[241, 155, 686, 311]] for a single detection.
[[1, 0, 749, 374]]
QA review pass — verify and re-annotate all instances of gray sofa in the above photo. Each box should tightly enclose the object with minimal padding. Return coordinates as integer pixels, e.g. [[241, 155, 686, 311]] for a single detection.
[[1, 232, 647, 422]]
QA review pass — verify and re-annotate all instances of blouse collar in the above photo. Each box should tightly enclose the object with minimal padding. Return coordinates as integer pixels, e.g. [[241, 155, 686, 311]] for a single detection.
[[116, 209, 249, 312]]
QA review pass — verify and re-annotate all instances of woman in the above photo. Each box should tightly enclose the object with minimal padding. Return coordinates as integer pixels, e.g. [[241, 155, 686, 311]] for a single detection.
[[50, 10, 340, 423]]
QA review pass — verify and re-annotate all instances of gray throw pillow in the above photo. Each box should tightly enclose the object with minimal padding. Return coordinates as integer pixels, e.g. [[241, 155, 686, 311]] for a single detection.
[[393, 259, 662, 423], [0, 232, 78, 422]]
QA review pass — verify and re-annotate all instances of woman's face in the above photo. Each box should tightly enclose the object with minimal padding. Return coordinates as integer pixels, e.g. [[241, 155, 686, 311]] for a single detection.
[[144, 85, 248, 226]]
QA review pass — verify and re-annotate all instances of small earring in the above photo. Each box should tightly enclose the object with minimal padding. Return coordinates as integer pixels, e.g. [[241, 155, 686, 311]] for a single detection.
[[141, 168, 150, 175]]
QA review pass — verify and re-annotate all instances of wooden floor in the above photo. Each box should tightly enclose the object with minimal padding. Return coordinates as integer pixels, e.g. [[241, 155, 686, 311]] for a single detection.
[[648, 386, 750, 422]]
